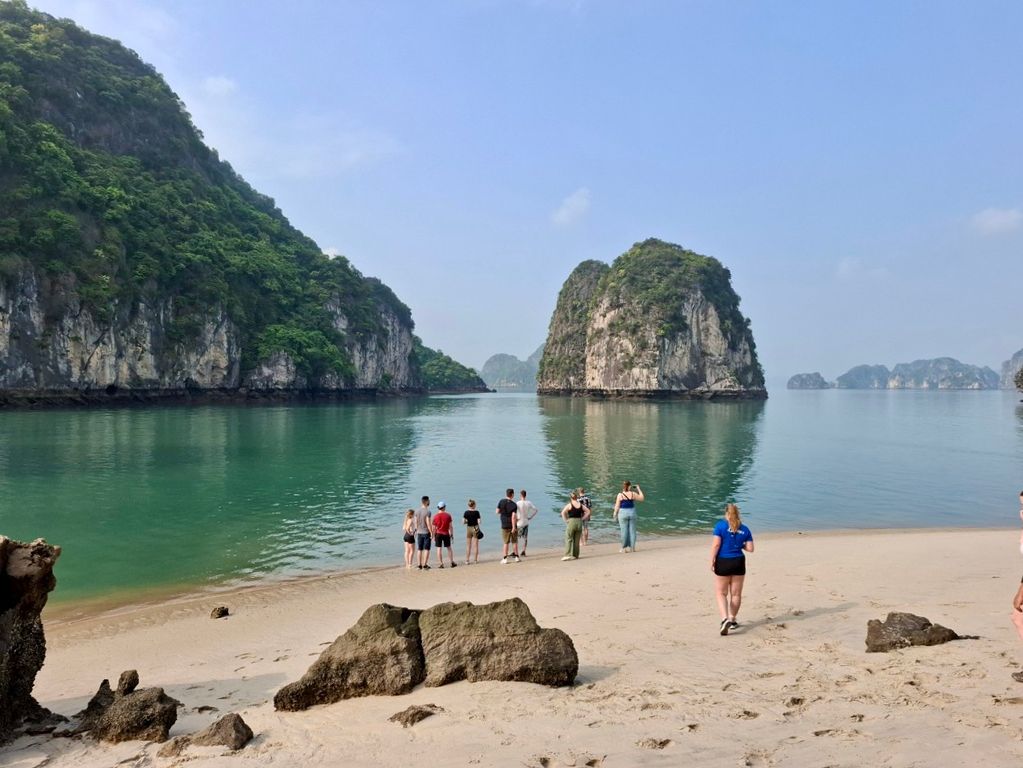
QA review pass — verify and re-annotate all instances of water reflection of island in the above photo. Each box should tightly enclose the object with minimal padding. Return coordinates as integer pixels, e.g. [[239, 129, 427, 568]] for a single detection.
[[538, 397, 764, 532]]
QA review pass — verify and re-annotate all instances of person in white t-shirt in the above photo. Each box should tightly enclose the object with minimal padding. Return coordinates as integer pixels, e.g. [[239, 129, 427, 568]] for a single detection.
[[516, 489, 539, 556]]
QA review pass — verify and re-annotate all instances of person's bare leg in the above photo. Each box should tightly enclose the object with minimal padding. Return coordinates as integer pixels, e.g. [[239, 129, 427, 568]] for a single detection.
[[1012, 607, 1023, 643], [714, 576, 731, 621], [729, 575, 746, 623]]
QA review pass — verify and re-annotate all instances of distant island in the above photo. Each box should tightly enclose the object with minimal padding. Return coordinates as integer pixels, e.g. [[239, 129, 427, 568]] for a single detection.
[[1001, 348, 1023, 390], [536, 239, 765, 399], [787, 358, 1000, 391], [787, 373, 833, 390], [480, 345, 543, 390]]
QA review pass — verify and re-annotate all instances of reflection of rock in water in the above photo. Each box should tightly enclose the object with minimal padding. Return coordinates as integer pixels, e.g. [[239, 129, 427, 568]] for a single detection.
[[539, 397, 763, 530]]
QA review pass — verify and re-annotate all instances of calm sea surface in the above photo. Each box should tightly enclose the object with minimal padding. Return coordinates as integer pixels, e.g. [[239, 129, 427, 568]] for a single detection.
[[1, 391, 1021, 605]]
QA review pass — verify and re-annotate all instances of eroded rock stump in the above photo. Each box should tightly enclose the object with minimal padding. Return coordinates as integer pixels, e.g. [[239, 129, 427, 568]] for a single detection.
[[0, 537, 63, 742]]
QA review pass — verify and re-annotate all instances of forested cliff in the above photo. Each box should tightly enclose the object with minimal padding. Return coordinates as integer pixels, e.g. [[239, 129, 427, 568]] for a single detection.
[[0, 3, 481, 403]]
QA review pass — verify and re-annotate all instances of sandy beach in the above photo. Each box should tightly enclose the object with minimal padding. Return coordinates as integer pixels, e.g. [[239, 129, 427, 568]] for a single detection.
[[6, 528, 1023, 767]]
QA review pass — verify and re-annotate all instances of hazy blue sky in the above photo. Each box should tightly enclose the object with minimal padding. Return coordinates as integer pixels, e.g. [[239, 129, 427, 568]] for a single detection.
[[30, 0, 1023, 382]]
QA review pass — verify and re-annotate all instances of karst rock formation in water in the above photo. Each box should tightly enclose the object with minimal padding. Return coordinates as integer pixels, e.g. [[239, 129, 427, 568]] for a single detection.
[[537, 239, 765, 399]]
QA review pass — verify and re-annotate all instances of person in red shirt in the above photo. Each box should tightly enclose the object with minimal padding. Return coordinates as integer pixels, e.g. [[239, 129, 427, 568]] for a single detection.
[[432, 501, 456, 568]]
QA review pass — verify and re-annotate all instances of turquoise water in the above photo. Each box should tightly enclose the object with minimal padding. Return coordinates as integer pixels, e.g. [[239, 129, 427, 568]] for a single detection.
[[1, 391, 1020, 604]]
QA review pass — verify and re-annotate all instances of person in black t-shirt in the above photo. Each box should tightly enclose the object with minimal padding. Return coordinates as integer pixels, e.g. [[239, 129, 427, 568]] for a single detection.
[[463, 499, 482, 565], [496, 488, 519, 564]]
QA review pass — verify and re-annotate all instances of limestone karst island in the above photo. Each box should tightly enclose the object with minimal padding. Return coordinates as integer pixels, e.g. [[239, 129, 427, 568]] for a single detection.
[[537, 239, 766, 399]]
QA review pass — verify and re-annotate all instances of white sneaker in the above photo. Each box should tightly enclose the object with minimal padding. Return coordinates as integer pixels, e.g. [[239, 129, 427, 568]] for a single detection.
[[511, 555, 520, 562], [501, 557, 508, 564], [561, 556, 573, 561]]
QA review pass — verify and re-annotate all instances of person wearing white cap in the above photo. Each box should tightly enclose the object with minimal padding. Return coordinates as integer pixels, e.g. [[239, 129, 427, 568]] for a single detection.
[[432, 501, 456, 568]]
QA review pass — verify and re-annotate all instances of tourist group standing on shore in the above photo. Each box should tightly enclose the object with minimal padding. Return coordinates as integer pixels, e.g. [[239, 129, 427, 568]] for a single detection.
[[403, 482, 650, 567], [401, 482, 765, 640]]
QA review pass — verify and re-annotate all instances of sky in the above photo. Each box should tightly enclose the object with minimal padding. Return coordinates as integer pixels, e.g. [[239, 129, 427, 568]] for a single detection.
[[26, 0, 1023, 383]]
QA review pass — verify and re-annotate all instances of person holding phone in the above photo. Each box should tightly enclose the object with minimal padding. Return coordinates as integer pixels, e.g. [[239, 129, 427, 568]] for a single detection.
[[613, 480, 644, 553]]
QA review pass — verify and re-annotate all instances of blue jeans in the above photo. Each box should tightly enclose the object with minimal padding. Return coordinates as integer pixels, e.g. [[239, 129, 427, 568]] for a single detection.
[[619, 512, 636, 549]]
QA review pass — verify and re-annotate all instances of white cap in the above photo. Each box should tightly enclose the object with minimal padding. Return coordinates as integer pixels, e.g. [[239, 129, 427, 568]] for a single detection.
[[437, 501, 446, 509]]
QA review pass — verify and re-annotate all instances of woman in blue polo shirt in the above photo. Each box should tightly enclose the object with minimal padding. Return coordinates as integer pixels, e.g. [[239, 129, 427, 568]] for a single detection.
[[710, 503, 754, 636]]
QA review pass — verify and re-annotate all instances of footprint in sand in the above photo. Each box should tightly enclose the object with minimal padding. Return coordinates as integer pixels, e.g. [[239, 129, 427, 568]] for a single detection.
[[636, 738, 672, 749]]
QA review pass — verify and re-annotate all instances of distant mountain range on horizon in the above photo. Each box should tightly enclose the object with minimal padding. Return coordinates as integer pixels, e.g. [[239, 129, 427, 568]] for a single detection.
[[788, 351, 1023, 390]]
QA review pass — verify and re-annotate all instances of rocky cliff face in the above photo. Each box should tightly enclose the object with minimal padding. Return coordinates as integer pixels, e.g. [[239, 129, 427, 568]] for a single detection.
[[787, 372, 833, 389], [1001, 349, 1023, 389], [0, 269, 239, 392], [538, 240, 764, 398], [1, 268, 419, 398], [537, 261, 609, 392]]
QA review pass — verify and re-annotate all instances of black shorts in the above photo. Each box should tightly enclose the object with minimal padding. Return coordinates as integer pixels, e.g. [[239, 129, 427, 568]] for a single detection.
[[434, 534, 451, 548], [714, 556, 746, 577], [403, 533, 415, 544], [416, 533, 432, 551]]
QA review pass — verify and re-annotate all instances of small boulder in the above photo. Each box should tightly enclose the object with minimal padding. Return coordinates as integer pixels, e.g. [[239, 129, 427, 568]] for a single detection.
[[274, 604, 424, 711], [388, 704, 443, 728], [210, 606, 229, 619], [865, 612, 960, 653], [158, 713, 254, 757], [418, 598, 578, 687]]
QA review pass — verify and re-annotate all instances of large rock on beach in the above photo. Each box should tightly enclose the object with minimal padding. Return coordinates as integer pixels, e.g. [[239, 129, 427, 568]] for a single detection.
[[865, 612, 961, 653], [158, 713, 254, 757], [274, 604, 425, 711], [73, 671, 179, 743], [275, 599, 578, 711], [418, 598, 578, 687], [0, 536, 64, 743], [91, 686, 180, 743]]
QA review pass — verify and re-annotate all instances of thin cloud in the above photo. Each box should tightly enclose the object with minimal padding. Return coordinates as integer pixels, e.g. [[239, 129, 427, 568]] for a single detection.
[[551, 187, 591, 226], [836, 257, 889, 282], [201, 76, 237, 98], [182, 85, 401, 182], [971, 207, 1022, 236]]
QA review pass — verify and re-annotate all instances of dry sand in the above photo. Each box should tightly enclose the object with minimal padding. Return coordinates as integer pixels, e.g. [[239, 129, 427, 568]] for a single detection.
[[6, 528, 1023, 767]]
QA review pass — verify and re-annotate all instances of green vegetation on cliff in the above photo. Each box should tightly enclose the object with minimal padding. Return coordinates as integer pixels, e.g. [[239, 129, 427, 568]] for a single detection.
[[536, 260, 609, 389], [598, 239, 757, 350], [413, 337, 487, 391], [0, 2, 412, 381]]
